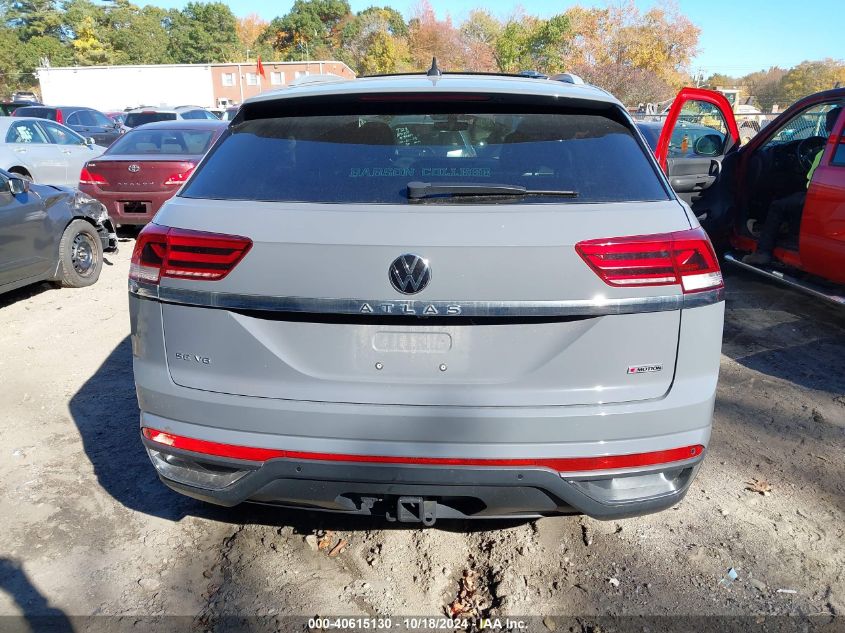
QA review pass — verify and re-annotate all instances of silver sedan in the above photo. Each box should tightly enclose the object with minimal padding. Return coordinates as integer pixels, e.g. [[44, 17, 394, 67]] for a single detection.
[[0, 117, 106, 187]]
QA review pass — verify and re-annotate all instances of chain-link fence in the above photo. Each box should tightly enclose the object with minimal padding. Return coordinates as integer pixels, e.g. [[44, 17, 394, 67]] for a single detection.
[[630, 111, 779, 144]]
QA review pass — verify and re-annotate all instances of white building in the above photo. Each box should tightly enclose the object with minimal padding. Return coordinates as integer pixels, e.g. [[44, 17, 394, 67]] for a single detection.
[[36, 61, 356, 111]]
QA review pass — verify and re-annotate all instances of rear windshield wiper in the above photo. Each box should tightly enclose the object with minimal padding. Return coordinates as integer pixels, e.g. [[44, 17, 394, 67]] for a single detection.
[[407, 181, 578, 200]]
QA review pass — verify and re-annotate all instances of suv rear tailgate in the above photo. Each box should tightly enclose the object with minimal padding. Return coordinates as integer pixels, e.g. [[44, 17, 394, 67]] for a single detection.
[[154, 198, 689, 407]]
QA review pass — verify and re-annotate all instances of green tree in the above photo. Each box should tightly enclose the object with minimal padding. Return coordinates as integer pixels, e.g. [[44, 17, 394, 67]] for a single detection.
[[264, 0, 350, 61], [17, 34, 72, 73], [105, 2, 173, 64], [0, 27, 23, 94], [168, 2, 240, 64], [2, 0, 64, 40]]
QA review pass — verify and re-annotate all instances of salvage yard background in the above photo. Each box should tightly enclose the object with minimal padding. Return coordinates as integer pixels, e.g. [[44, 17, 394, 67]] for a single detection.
[[0, 237, 843, 627]]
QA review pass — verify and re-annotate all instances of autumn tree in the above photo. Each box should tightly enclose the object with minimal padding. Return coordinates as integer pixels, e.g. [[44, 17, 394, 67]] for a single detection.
[[459, 10, 500, 72], [71, 15, 112, 64], [780, 59, 845, 103], [741, 67, 787, 111], [340, 7, 410, 75], [236, 13, 271, 60], [407, 0, 466, 71], [564, 1, 699, 103]]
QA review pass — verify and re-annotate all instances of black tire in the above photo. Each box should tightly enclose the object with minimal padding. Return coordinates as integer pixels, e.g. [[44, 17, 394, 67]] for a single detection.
[[58, 219, 102, 288]]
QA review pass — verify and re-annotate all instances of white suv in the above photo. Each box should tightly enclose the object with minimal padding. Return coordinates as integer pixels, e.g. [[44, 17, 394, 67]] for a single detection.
[[123, 105, 218, 128], [130, 71, 725, 524]]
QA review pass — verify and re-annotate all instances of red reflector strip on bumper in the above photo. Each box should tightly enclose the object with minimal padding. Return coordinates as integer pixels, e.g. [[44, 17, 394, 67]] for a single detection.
[[142, 428, 703, 472]]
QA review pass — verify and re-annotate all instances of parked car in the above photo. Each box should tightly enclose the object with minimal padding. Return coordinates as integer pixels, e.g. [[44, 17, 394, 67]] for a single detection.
[[123, 105, 219, 128], [13, 105, 123, 146], [0, 168, 117, 295], [0, 101, 40, 116], [222, 106, 239, 121], [0, 117, 106, 187], [131, 71, 725, 523], [79, 120, 227, 226], [11, 91, 39, 103], [652, 86, 845, 304], [105, 111, 127, 126]]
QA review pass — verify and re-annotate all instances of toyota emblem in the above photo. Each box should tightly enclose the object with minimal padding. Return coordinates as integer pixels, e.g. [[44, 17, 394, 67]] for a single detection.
[[127, 164, 140, 173]]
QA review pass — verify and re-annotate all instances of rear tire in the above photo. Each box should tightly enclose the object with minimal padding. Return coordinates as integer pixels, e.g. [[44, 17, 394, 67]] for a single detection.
[[58, 220, 102, 288]]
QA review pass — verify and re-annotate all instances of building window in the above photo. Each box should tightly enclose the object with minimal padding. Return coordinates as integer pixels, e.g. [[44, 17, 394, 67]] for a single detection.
[[221, 73, 235, 87], [294, 71, 310, 80], [245, 73, 258, 86], [270, 71, 284, 85]]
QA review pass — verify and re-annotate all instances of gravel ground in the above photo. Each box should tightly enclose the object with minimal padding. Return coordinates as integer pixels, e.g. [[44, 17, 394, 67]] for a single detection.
[[0, 237, 843, 632]]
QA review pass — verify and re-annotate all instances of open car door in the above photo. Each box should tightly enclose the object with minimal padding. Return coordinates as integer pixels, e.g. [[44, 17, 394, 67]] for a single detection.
[[656, 88, 739, 221]]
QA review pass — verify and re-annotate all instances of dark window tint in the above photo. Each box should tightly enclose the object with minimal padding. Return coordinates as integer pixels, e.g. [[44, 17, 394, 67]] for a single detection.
[[40, 121, 86, 145], [124, 112, 177, 127], [832, 143, 845, 167], [107, 128, 218, 155], [14, 107, 56, 120], [183, 110, 668, 204], [69, 109, 111, 126], [636, 124, 661, 151]]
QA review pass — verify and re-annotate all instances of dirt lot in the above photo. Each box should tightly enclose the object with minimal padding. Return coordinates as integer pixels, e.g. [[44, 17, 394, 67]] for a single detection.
[[0, 237, 843, 632]]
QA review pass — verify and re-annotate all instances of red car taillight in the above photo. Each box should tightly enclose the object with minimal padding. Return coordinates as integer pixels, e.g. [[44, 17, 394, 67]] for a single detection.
[[163, 165, 195, 186], [55, 109, 63, 124], [130, 224, 252, 284], [79, 166, 108, 186], [576, 227, 723, 294]]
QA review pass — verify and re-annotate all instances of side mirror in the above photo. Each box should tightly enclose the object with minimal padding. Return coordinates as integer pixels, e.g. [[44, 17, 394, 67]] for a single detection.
[[85, 137, 96, 146], [8, 176, 30, 195], [693, 134, 724, 157]]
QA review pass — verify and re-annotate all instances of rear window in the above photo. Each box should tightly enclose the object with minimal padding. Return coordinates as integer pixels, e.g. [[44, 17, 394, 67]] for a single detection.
[[124, 112, 177, 127], [107, 128, 218, 155], [182, 106, 669, 204], [15, 107, 56, 120]]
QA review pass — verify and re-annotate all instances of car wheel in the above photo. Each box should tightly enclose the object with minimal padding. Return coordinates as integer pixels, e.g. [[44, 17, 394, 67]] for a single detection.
[[58, 219, 102, 288]]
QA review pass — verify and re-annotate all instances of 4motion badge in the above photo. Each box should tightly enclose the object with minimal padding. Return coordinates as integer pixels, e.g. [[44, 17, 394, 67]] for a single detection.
[[627, 364, 663, 374]]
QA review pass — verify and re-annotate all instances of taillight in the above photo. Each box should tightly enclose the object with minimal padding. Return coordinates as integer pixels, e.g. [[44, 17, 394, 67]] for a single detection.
[[576, 227, 722, 294], [55, 110, 63, 124], [129, 224, 252, 284], [163, 165, 195, 186], [79, 166, 108, 186]]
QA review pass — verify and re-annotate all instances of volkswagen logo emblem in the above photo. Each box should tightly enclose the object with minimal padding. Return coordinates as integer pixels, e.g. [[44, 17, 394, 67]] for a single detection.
[[389, 254, 431, 295], [127, 164, 140, 173]]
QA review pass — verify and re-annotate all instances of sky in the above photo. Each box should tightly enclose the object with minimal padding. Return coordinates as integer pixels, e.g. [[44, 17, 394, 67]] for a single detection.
[[148, 0, 845, 76]]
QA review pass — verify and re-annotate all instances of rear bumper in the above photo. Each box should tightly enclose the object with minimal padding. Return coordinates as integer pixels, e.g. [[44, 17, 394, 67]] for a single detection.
[[141, 430, 704, 520], [80, 184, 175, 225], [131, 295, 722, 520]]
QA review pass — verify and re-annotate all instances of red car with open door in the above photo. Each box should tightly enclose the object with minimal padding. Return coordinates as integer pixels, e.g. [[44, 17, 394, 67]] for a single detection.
[[654, 86, 845, 305]]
